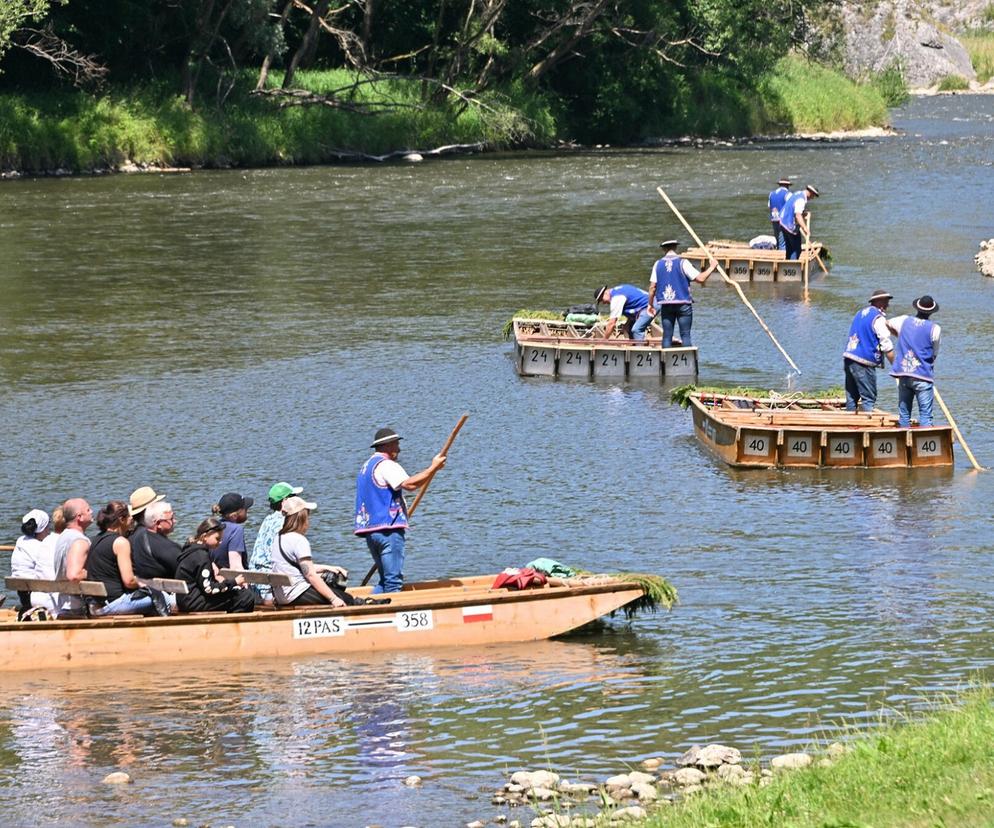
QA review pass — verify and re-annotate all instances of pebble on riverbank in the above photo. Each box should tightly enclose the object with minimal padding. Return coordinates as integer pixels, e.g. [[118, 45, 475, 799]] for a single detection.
[[976, 240, 994, 278], [101, 771, 132, 784]]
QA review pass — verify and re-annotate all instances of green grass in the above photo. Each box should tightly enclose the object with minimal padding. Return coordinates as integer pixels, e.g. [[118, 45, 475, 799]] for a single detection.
[[632, 686, 994, 827], [759, 56, 890, 133], [937, 74, 971, 92], [961, 31, 994, 83]]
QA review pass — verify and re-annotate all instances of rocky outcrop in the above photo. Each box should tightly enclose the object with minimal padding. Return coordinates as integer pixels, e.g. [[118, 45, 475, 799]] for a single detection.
[[839, 1, 978, 89], [977, 240, 994, 278]]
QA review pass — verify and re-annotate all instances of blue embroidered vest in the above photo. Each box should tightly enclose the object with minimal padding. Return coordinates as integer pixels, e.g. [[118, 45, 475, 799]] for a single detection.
[[844, 306, 885, 366], [890, 318, 936, 382], [354, 454, 408, 535], [779, 192, 806, 233], [652, 256, 693, 304], [612, 284, 649, 317], [769, 187, 789, 222]]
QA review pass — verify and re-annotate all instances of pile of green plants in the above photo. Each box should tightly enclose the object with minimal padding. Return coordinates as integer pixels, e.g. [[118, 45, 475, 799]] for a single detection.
[[614, 573, 679, 617], [670, 384, 846, 408], [501, 309, 568, 339]]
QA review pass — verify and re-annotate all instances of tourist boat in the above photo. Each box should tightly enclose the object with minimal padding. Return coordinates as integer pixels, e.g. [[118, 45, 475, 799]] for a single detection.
[[0, 574, 657, 672], [511, 317, 698, 380], [686, 391, 954, 469], [681, 239, 828, 284]]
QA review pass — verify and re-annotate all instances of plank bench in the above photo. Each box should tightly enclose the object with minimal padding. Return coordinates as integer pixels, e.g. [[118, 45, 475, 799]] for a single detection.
[[149, 578, 190, 595], [219, 569, 292, 588]]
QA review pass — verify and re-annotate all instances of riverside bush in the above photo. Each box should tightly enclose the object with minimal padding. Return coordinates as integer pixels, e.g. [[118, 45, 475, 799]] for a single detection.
[[961, 31, 994, 83], [937, 74, 970, 91]]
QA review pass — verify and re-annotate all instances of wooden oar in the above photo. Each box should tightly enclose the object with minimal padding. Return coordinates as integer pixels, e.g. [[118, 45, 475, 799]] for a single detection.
[[360, 413, 470, 587], [656, 186, 802, 374], [805, 216, 829, 275], [935, 389, 984, 471], [1, 545, 13, 552]]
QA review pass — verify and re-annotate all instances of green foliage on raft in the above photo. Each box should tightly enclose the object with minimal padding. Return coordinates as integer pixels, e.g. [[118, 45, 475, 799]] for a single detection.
[[614, 573, 679, 618], [501, 309, 566, 339], [669, 384, 846, 408]]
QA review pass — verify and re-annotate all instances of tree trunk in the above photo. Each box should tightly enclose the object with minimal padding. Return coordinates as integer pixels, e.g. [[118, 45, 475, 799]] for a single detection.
[[361, 0, 374, 65], [282, 0, 330, 89], [256, 0, 294, 91]]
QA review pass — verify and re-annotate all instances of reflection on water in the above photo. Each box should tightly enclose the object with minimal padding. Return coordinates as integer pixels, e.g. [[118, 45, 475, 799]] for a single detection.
[[2, 95, 994, 826]]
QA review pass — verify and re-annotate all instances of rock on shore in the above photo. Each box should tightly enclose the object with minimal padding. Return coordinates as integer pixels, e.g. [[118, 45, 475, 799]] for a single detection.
[[976, 240, 994, 278]]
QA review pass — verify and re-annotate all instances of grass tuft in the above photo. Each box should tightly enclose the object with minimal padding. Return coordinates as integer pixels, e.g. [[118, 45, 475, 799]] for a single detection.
[[937, 74, 970, 91], [961, 30, 994, 83]]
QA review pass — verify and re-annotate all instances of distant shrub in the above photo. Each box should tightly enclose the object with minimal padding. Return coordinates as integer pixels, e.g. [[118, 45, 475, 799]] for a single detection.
[[871, 62, 910, 106], [961, 31, 994, 83]]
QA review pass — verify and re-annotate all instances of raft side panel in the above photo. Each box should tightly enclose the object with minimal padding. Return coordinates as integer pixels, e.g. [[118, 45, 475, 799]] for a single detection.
[[780, 430, 822, 467], [777, 261, 803, 282], [823, 430, 865, 467], [557, 347, 591, 378], [754, 261, 775, 281], [519, 344, 556, 376], [662, 347, 698, 378], [736, 427, 778, 467], [909, 427, 955, 467], [592, 348, 626, 378], [729, 259, 751, 281], [628, 348, 662, 378], [866, 430, 910, 468]]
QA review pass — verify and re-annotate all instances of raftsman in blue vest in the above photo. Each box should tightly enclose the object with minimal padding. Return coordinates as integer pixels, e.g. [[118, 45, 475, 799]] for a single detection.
[[890, 318, 936, 382], [779, 192, 806, 234], [844, 306, 886, 366], [652, 255, 693, 304], [611, 284, 649, 317], [354, 454, 408, 535], [769, 186, 790, 222]]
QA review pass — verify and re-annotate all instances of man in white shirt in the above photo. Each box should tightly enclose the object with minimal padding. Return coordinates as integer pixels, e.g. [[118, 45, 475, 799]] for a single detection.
[[354, 427, 445, 593]]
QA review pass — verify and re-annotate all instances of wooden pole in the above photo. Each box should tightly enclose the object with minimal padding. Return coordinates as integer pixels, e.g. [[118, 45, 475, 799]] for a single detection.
[[0, 545, 12, 552], [656, 187, 802, 374], [361, 413, 470, 586], [934, 389, 984, 471]]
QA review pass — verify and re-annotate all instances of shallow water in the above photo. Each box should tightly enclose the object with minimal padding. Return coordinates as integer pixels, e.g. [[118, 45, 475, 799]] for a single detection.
[[1, 95, 994, 826]]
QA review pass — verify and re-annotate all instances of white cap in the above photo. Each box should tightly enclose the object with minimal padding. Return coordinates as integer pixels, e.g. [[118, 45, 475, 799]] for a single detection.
[[281, 496, 317, 516], [21, 508, 50, 534]]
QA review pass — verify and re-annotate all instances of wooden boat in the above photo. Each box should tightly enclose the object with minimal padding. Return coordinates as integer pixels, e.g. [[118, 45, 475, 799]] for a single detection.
[[512, 318, 698, 380], [687, 391, 954, 469], [682, 239, 828, 284], [0, 574, 652, 672]]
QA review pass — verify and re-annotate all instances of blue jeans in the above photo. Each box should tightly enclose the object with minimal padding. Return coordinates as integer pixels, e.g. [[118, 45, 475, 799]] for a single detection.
[[772, 221, 785, 251], [897, 377, 934, 427], [365, 529, 406, 594], [844, 360, 878, 412], [656, 304, 693, 347], [630, 309, 655, 341], [97, 588, 169, 617]]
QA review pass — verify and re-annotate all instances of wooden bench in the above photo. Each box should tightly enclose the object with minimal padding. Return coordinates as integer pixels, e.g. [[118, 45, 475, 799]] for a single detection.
[[149, 578, 190, 595], [219, 569, 292, 588], [5, 577, 108, 598]]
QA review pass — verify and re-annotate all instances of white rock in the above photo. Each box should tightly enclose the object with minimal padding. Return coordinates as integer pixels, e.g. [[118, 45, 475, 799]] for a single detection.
[[640, 757, 663, 770], [827, 742, 847, 760], [604, 773, 631, 788], [102, 772, 132, 784], [531, 816, 570, 828], [677, 744, 741, 768], [467, 822, 485, 828], [716, 764, 747, 781], [505, 783, 524, 793], [510, 771, 534, 787], [673, 767, 706, 786], [509, 822, 522, 828], [403, 775, 423, 787], [630, 782, 657, 801], [531, 771, 561, 789], [610, 806, 646, 822], [627, 771, 656, 785], [681, 784, 704, 795], [771, 752, 813, 771], [558, 781, 596, 795], [402, 153, 424, 163], [530, 786, 557, 801], [608, 787, 633, 801]]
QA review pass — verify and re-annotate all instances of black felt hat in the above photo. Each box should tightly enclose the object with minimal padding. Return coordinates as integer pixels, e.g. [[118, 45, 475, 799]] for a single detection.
[[913, 295, 939, 315], [371, 427, 402, 448]]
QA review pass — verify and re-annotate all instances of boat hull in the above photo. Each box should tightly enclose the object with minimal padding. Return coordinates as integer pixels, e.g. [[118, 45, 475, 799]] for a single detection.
[[0, 577, 645, 672], [683, 240, 827, 283], [689, 394, 954, 469]]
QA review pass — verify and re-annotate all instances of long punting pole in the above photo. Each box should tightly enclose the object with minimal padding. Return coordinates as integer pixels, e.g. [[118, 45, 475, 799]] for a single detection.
[[935, 389, 984, 471], [656, 186, 802, 374], [361, 413, 470, 586]]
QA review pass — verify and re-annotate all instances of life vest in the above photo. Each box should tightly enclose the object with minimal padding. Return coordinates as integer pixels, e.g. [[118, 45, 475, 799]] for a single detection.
[[354, 454, 408, 535], [844, 306, 886, 367], [890, 318, 936, 382], [652, 255, 693, 304]]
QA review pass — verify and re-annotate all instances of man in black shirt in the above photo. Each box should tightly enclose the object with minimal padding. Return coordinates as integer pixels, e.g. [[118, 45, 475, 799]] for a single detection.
[[130, 501, 183, 608]]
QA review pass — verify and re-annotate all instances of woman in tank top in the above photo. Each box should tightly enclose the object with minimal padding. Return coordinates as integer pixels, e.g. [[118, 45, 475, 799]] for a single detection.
[[86, 501, 169, 617]]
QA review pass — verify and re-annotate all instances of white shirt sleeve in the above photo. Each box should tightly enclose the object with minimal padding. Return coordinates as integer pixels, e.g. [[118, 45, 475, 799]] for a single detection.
[[872, 314, 894, 353], [931, 323, 941, 356], [373, 457, 409, 490], [681, 259, 702, 280], [609, 294, 628, 319]]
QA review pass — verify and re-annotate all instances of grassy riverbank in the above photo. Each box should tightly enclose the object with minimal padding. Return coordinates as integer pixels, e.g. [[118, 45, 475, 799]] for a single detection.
[[961, 31, 994, 83], [637, 687, 994, 827], [0, 58, 893, 174]]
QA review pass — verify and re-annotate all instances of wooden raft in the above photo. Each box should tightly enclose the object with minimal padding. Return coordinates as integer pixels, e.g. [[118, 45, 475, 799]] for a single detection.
[[512, 318, 698, 381], [688, 392, 954, 469], [682, 239, 827, 283]]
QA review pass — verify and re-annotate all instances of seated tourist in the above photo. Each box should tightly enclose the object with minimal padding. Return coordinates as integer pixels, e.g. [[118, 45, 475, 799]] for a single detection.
[[86, 501, 170, 617], [249, 481, 303, 605], [126, 485, 166, 550], [10, 509, 57, 619], [210, 492, 254, 571], [175, 517, 256, 614], [272, 497, 373, 607], [130, 501, 183, 609], [54, 498, 93, 617]]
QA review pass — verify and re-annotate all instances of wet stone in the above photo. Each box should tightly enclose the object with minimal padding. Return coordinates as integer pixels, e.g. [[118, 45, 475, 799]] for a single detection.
[[102, 772, 132, 785], [640, 757, 663, 771], [605, 773, 631, 789], [172, 820, 189, 827], [673, 767, 706, 787], [677, 744, 741, 768], [610, 806, 647, 822], [771, 752, 813, 771], [403, 775, 423, 787], [626, 771, 656, 785]]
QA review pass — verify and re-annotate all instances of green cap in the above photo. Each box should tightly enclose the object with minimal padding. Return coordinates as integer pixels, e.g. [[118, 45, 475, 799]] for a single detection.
[[268, 481, 303, 503]]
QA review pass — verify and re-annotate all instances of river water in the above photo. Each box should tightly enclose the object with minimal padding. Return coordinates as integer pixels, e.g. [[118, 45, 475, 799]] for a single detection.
[[1, 94, 993, 827]]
